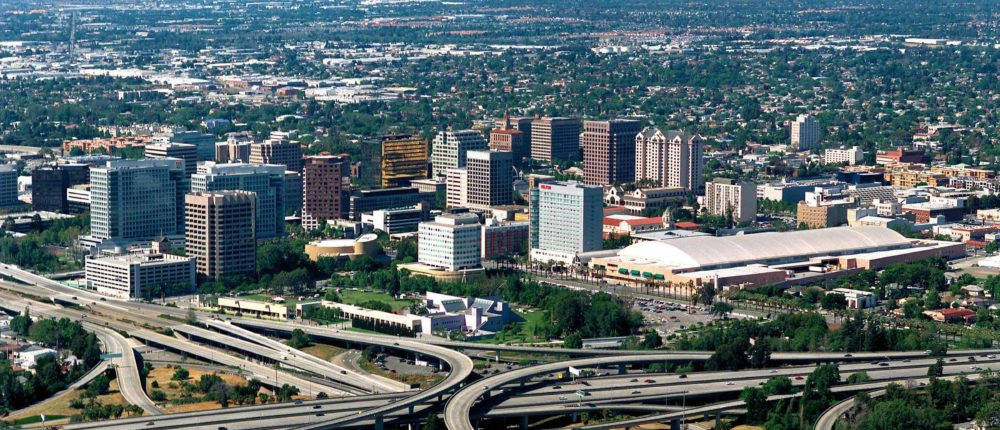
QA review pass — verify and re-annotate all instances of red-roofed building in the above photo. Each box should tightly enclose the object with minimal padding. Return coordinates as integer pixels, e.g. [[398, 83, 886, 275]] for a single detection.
[[674, 221, 700, 230], [603, 215, 670, 237], [924, 307, 977, 323]]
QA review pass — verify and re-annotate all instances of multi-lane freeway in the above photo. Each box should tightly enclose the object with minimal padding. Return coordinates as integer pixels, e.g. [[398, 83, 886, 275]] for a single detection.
[[3, 262, 1000, 430]]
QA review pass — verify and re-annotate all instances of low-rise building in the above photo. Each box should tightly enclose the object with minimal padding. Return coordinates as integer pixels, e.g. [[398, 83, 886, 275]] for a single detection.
[[830, 288, 877, 309], [85, 250, 195, 300], [481, 219, 529, 259], [824, 147, 863, 165], [361, 204, 430, 234], [303, 234, 381, 261], [923, 307, 977, 323], [217, 297, 289, 320]]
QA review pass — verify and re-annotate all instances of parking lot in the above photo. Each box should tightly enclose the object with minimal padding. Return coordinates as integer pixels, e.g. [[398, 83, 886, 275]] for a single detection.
[[634, 298, 726, 335]]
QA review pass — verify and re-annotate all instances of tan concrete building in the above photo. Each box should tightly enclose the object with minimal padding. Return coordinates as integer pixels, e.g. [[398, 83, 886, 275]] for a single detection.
[[303, 234, 381, 261], [530, 117, 580, 163], [302, 155, 347, 229], [704, 178, 756, 223], [185, 191, 257, 280], [249, 138, 303, 171], [797, 201, 849, 228]]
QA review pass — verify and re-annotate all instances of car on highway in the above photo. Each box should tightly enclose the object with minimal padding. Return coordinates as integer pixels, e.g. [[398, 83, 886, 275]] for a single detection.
[[559, 395, 567, 400], [725, 381, 734, 386], [552, 385, 561, 389], [631, 390, 641, 394], [794, 376, 804, 380], [644, 379, 655, 383], [629, 378, 638, 383]]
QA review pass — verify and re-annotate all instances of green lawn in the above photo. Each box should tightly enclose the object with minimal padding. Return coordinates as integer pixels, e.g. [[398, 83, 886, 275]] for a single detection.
[[337, 290, 417, 312], [237, 294, 299, 309], [474, 309, 550, 345]]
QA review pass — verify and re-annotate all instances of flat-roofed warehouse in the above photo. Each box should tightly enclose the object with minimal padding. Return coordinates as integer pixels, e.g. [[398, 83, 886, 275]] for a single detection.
[[588, 226, 964, 291]]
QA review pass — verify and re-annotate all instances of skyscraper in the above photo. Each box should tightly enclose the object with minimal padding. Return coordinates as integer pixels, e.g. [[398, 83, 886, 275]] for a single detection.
[[430, 130, 487, 178], [527, 174, 556, 250], [791, 114, 820, 151], [490, 117, 530, 167], [157, 130, 216, 161], [531, 117, 581, 163], [635, 127, 703, 191], [31, 164, 90, 212], [88, 159, 188, 244], [466, 150, 514, 207], [191, 162, 285, 239], [380, 134, 428, 187], [249, 137, 303, 172], [185, 191, 257, 280], [581, 119, 642, 186], [302, 155, 347, 230], [0, 164, 18, 207], [145, 142, 198, 176], [531, 181, 603, 262], [704, 178, 757, 224]]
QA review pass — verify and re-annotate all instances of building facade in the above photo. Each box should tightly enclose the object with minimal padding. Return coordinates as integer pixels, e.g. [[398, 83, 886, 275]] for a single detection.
[[249, 138, 303, 172], [348, 187, 436, 220], [89, 159, 188, 243], [824, 147, 863, 165], [85, 251, 195, 300], [490, 117, 530, 167], [418, 213, 483, 271], [790, 114, 819, 150], [191, 162, 286, 239], [531, 117, 581, 163], [581, 119, 642, 186], [380, 134, 428, 187], [184, 191, 257, 280], [704, 178, 757, 223], [533, 181, 603, 258], [145, 142, 198, 176], [302, 155, 347, 229], [634, 127, 703, 191], [466, 150, 514, 207], [482, 220, 529, 259], [0, 164, 18, 207], [430, 130, 488, 178]]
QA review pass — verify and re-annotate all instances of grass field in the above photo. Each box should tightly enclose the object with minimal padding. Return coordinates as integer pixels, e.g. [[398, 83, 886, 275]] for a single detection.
[[474, 309, 550, 345], [337, 289, 417, 311], [301, 344, 345, 361]]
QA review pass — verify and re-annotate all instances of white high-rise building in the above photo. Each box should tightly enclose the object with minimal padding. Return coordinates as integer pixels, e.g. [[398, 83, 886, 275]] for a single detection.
[[791, 114, 820, 151], [824, 147, 863, 165], [634, 127, 703, 191], [430, 130, 487, 178], [85, 251, 195, 300], [418, 213, 482, 271], [531, 181, 603, 263], [445, 168, 468, 208], [88, 159, 188, 244], [704, 178, 757, 224]]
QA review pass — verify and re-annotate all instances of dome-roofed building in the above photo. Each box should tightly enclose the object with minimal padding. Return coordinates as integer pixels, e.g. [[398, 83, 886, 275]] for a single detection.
[[588, 226, 964, 292]]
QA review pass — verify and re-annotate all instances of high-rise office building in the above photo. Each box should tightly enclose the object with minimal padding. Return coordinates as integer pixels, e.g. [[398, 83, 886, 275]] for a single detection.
[[466, 150, 513, 207], [531, 181, 602, 261], [527, 174, 556, 249], [31, 164, 90, 212], [531, 117, 581, 163], [250, 137, 303, 172], [284, 171, 302, 213], [145, 142, 198, 176], [430, 130, 487, 178], [445, 168, 468, 209], [704, 178, 757, 224], [215, 140, 251, 163], [0, 164, 18, 207], [418, 213, 482, 272], [191, 162, 285, 239], [635, 127, 703, 191], [302, 155, 347, 230], [185, 191, 257, 280], [581, 119, 642, 186], [380, 134, 428, 187], [791, 114, 820, 151], [490, 117, 530, 166], [347, 187, 436, 220], [89, 159, 188, 243], [157, 130, 216, 161]]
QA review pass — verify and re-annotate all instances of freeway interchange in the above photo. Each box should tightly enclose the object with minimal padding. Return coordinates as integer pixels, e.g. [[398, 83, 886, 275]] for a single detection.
[[2, 263, 998, 430]]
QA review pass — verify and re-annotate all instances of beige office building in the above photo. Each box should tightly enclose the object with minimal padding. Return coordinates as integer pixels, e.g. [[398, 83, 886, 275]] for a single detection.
[[704, 178, 757, 223], [185, 191, 257, 279]]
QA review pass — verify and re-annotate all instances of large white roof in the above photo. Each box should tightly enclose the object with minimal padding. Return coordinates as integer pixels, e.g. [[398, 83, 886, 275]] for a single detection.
[[616, 226, 911, 270]]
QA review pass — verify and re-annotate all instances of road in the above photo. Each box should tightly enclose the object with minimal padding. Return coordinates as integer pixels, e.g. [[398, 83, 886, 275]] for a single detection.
[[444, 351, 1000, 430], [203, 319, 408, 393], [815, 389, 887, 430]]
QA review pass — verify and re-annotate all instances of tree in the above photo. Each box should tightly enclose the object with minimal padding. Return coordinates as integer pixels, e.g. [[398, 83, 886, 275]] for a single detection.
[[710, 302, 734, 318], [10, 307, 31, 336], [847, 371, 872, 384], [927, 359, 944, 377], [762, 376, 793, 395], [741, 386, 769, 423], [150, 389, 167, 402], [924, 289, 941, 310], [693, 283, 717, 305], [821, 293, 847, 310], [563, 332, 583, 349], [286, 329, 313, 349], [186, 307, 197, 325], [171, 367, 189, 381], [87, 374, 111, 397]]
